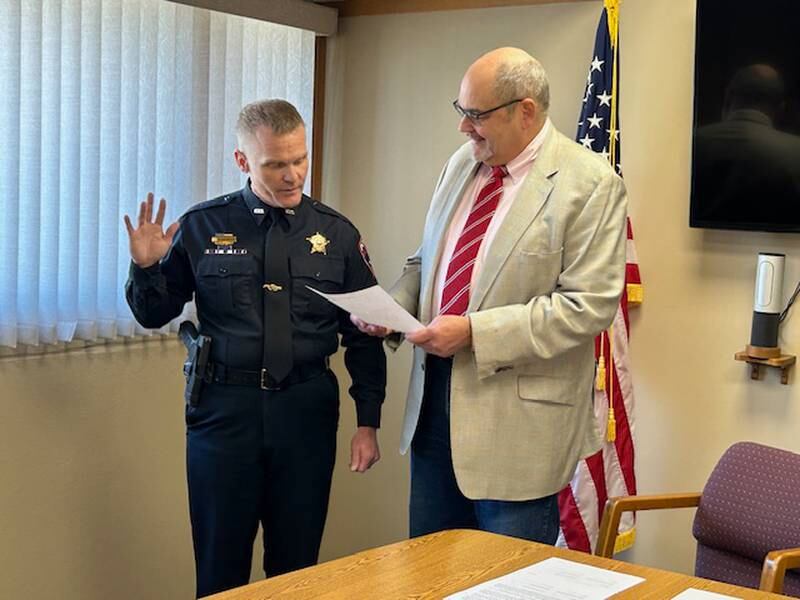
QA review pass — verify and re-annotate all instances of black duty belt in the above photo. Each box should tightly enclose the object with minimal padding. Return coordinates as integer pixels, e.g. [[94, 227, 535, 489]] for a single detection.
[[210, 358, 329, 391]]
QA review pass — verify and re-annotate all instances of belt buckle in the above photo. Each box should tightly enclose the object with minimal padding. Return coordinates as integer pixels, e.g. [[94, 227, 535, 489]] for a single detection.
[[260, 368, 281, 391]]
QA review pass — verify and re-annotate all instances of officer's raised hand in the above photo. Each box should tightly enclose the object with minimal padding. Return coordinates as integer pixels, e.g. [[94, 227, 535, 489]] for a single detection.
[[124, 192, 179, 268]]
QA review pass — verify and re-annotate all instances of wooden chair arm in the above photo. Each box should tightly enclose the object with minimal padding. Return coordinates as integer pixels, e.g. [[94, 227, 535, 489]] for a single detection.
[[760, 547, 800, 593], [595, 492, 701, 558]]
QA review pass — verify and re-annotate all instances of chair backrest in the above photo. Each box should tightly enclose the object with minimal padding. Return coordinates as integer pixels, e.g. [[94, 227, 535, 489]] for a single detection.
[[692, 441, 800, 596]]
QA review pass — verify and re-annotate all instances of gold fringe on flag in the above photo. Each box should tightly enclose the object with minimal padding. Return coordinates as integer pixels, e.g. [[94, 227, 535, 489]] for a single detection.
[[627, 282, 643, 304], [614, 527, 636, 553]]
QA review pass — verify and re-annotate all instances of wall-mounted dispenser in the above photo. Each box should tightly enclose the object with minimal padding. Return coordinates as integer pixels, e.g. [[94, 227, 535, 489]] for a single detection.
[[736, 252, 796, 383], [747, 253, 785, 359]]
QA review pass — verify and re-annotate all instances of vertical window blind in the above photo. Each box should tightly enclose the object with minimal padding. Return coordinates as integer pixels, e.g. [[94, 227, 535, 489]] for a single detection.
[[0, 0, 315, 348]]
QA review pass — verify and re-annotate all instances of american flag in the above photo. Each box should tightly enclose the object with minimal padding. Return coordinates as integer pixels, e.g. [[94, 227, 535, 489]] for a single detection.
[[557, 0, 643, 554]]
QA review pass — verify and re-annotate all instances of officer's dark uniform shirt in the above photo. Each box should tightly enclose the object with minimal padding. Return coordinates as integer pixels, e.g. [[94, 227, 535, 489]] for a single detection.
[[125, 182, 386, 426]]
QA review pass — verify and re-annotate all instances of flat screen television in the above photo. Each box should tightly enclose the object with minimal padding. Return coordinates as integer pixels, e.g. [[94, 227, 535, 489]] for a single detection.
[[690, 0, 800, 233]]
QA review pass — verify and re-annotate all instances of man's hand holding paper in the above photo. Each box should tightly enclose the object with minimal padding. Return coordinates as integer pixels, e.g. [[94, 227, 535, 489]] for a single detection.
[[307, 284, 423, 334]]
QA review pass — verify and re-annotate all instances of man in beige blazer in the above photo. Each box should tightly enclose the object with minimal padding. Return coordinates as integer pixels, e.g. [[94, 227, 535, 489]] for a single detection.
[[355, 47, 627, 542]]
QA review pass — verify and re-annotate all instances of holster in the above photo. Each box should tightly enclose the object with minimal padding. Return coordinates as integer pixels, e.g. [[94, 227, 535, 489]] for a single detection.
[[178, 321, 212, 407]]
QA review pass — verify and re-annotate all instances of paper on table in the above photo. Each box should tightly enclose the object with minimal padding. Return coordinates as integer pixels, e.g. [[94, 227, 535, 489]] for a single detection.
[[306, 284, 424, 333], [671, 590, 741, 600], [444, 557, 645, 600]]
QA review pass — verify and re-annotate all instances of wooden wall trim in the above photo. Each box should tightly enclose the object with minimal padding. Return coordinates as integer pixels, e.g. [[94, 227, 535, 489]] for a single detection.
[[329, 0, 597, 18], [166, 0, 338, 35], [311, 36, 327, 200]]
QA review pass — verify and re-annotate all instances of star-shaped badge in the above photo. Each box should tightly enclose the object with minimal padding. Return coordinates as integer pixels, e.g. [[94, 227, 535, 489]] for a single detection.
[[306, 232, 330, 255]]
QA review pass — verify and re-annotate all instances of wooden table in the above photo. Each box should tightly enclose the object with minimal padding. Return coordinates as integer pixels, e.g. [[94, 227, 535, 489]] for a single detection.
[[205, 529, 793, 599]]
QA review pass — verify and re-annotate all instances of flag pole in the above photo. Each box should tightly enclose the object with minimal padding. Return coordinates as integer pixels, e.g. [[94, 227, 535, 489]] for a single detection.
[[606, 0, 620, 169], [603, 0, 620, 443]]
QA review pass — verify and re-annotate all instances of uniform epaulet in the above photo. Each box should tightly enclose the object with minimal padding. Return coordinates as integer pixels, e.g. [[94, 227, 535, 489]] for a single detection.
[[309, 198, 355, 229], [180, 192, 238, 220]]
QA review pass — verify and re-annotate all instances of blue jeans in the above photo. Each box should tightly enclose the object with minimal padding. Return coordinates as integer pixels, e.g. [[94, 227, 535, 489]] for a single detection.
[[409, 356, 559, 543]]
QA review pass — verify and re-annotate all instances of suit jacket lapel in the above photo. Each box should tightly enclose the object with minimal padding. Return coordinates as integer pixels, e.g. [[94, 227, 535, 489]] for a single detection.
[[468, 129, 561, 312]]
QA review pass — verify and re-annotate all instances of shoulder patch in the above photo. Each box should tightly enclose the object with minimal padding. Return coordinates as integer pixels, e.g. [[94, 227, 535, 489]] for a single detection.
[[181, 191, 238, 220], [358, 238, 375, 276]]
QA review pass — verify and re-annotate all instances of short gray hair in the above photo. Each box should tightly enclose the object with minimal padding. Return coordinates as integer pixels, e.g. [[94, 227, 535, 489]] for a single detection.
[[236, 99, 305, 138], [494, 57, 550, 114]]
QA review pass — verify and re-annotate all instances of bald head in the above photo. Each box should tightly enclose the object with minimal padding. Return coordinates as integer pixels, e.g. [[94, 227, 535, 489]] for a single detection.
[[465, 47, 550, 115]]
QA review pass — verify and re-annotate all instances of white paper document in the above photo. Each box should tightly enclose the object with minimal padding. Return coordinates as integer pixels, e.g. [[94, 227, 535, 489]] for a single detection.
[[445, 557, 645, 600], [306, 284, 424, 333], [671, 590, 741, 600]]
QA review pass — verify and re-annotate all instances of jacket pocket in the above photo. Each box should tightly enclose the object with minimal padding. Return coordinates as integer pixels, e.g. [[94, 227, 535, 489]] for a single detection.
[[290, 255, 346, 317], [289, 254, 345, 285], [517, 247, 564, 296], [196, 257, 256, 310], [517, 374, 574, 405]]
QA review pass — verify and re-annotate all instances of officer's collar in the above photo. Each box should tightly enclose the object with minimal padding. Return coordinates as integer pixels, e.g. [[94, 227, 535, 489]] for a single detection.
[[242, 180, 306, 228]]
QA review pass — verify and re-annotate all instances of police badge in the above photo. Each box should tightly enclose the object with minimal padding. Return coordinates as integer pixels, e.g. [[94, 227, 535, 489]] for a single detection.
[[306, 232, 330, 255]]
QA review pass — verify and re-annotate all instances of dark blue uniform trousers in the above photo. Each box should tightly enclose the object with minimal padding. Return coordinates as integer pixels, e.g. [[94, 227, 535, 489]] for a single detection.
[[409, 355, 560, 543], [186, 370, 339, 598]]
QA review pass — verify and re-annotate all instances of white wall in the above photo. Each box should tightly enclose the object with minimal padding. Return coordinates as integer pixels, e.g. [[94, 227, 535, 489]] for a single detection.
[[1, 341, 194, 599]]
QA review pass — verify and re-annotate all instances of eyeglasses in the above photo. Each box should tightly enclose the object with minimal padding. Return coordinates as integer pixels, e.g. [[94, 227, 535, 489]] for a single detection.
[[452, 98, 524, 124]]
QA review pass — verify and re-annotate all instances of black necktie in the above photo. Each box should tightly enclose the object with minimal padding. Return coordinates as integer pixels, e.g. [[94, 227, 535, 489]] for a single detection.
[[262, 208, 293, 384]]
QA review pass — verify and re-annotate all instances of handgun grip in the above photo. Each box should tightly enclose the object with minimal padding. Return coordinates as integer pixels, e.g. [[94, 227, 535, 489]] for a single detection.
[[179, 320, 199, 349]]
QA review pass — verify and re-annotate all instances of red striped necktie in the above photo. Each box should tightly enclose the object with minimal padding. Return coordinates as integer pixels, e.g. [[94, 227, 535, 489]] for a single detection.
[[439, 165, 508, 316]]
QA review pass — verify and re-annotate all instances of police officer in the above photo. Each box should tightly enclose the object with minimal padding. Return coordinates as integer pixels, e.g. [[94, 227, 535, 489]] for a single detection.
[[124, 99, 386, 598]]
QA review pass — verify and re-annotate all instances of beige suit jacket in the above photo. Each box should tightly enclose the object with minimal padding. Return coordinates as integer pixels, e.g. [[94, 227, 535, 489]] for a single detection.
[[390, 126, 628, 500]]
